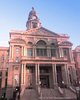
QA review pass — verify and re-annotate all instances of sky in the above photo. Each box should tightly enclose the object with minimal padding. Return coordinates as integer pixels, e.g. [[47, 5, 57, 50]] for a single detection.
[[0, 0, 80, 49]]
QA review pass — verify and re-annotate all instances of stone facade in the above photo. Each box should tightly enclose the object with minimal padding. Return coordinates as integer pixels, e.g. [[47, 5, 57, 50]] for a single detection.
[[0, 8, 78, 100], [0, 47, 9, 97], [73, 45, 80, 82]]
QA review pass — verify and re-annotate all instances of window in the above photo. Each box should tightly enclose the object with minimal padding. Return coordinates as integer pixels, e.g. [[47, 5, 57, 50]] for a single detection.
[[51, 49, 56, 57], [37, 48, 47, 56], [63, 48, 69, 56], [16, 48, 19, 53], [16, 57, 19, 62], [27, 48, 33, 56], [36, 40, 47, 57], [51, 43, 57, 57]]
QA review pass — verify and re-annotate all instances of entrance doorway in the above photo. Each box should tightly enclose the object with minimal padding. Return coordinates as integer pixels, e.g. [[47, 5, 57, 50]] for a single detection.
[[56, 66, 63, 87], [40, 75, 50, 88]]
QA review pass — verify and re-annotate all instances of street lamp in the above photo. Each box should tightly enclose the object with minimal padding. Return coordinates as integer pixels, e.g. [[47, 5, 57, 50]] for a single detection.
[[38, 80, 42, 100]]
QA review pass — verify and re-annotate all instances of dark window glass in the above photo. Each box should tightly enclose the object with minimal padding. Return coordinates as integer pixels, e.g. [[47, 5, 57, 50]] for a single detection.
[[51, 49, 56, 57], [63, 48, 69, 56], [37, 48, 47, 56], [27, 48, 33, 57]]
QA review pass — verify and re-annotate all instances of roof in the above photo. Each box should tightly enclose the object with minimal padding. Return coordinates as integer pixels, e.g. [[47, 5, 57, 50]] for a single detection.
[[25, 27, 60, 37]]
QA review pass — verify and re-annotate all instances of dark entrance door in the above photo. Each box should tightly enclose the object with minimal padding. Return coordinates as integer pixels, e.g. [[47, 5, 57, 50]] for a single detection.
[[40, 75, 50, 88], [56, 66, 63, 87]]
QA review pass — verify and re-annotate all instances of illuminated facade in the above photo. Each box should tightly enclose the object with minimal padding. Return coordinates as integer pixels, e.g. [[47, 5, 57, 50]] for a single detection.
[[0, 47, 9, 97], [73, 45, 80, 82], [0, 8, 78, 100]]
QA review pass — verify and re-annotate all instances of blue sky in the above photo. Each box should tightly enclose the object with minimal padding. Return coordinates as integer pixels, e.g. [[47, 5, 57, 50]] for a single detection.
[[0, 0, 80, 49]]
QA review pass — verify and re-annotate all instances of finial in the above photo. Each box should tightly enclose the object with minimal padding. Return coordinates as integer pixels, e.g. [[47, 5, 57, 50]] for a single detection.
[[32, 7, 34, 10]]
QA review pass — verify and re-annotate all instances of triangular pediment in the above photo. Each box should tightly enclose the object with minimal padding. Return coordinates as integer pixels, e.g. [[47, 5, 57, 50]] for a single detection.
[[31, 27, 60, 37], [59, 41, 73, 46]]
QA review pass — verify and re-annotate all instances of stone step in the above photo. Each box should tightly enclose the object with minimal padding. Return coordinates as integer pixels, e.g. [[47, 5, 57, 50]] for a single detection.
[[20, 89, 38, 100]]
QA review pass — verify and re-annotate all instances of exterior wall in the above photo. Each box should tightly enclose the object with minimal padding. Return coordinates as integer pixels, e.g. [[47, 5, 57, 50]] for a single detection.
[[7, 27, 77, 90], [73, 46, 80, 82], [0, 47, 9, 89]]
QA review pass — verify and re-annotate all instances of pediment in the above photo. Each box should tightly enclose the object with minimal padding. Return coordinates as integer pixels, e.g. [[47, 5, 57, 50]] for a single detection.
[[59, 41, 73, 46], [32, 27, 60, 37], [11, 38, 26, 44]]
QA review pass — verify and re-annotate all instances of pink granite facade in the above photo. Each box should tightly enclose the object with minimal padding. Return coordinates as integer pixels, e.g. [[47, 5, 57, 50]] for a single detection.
[[0, 8, 78, 100], [0, 47, 9, 97], [73, 45, 80, 82]]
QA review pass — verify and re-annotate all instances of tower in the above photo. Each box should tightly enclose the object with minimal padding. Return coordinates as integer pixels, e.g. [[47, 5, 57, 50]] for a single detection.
[[26, 7, 41, 29]]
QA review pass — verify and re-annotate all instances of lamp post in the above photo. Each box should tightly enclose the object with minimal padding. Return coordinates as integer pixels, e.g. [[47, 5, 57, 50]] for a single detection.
[[62, 81, 66, 98], [38, 80, 42, 100]]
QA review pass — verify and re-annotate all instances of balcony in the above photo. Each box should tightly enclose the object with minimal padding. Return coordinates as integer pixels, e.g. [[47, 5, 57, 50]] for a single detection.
[[21, 56, 68, 62]]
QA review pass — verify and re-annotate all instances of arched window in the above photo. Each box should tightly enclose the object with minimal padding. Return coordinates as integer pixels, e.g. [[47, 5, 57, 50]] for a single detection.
[[27, 42, 33, 57], [51, 43, 56, 57], [36, 40, 47, 56]]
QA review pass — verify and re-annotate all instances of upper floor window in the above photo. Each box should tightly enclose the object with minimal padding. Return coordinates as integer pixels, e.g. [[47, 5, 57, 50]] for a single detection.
[[16, 48, 19, 53], [63, 48, 69, 57], [16, 57, 19, 62], [36, 40, 47, 57], [27, 48, 33, 57], [51, 43, 57, 57], [37, 48, 47, 56]]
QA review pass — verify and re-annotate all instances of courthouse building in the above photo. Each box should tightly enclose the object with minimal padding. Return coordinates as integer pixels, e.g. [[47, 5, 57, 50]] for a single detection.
[[0, 8, 78, 100]]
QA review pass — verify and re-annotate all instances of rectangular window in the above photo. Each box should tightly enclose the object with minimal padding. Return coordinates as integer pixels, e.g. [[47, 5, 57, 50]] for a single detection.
[[27, 48, 33, 57], [16, 57, 19, 62], [51, 49, 56, 57], [16, 48, 19, 53], [63, 48, 69, 56], [37, 48, 47, 56]]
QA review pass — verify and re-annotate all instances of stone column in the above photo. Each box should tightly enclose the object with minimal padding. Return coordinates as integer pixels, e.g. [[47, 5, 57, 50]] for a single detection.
[[52, 64, 57, 87], [9, 46, 12, 59], [62, 64, 70, 87], [69, 48, 73, 61], [22, 46, 24, 56], [33, 46, 36, 57], [35, 64, 40, 89], [24, 64, 26, 86], [21, 64, 24, 85], [59, 48, 63, 57], [12, 45, 14, 59]]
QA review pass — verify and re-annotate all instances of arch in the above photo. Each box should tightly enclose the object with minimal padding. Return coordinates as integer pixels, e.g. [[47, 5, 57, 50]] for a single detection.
[[36, 40, 47, 46], [36, 40, 47, 56], [27, 41, 33, 45]]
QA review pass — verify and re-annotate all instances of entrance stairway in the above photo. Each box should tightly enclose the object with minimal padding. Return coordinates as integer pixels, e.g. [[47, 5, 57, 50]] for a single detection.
[[20, 89, 38, 100], [20, 88, 76, 100]]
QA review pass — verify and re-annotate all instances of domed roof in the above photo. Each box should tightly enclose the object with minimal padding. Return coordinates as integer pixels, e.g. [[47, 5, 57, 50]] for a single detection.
[[28, 7, 38, 20]]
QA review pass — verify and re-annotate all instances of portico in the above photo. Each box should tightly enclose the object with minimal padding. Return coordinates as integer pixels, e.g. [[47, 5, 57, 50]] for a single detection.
[[20, 63, 70, 90]]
